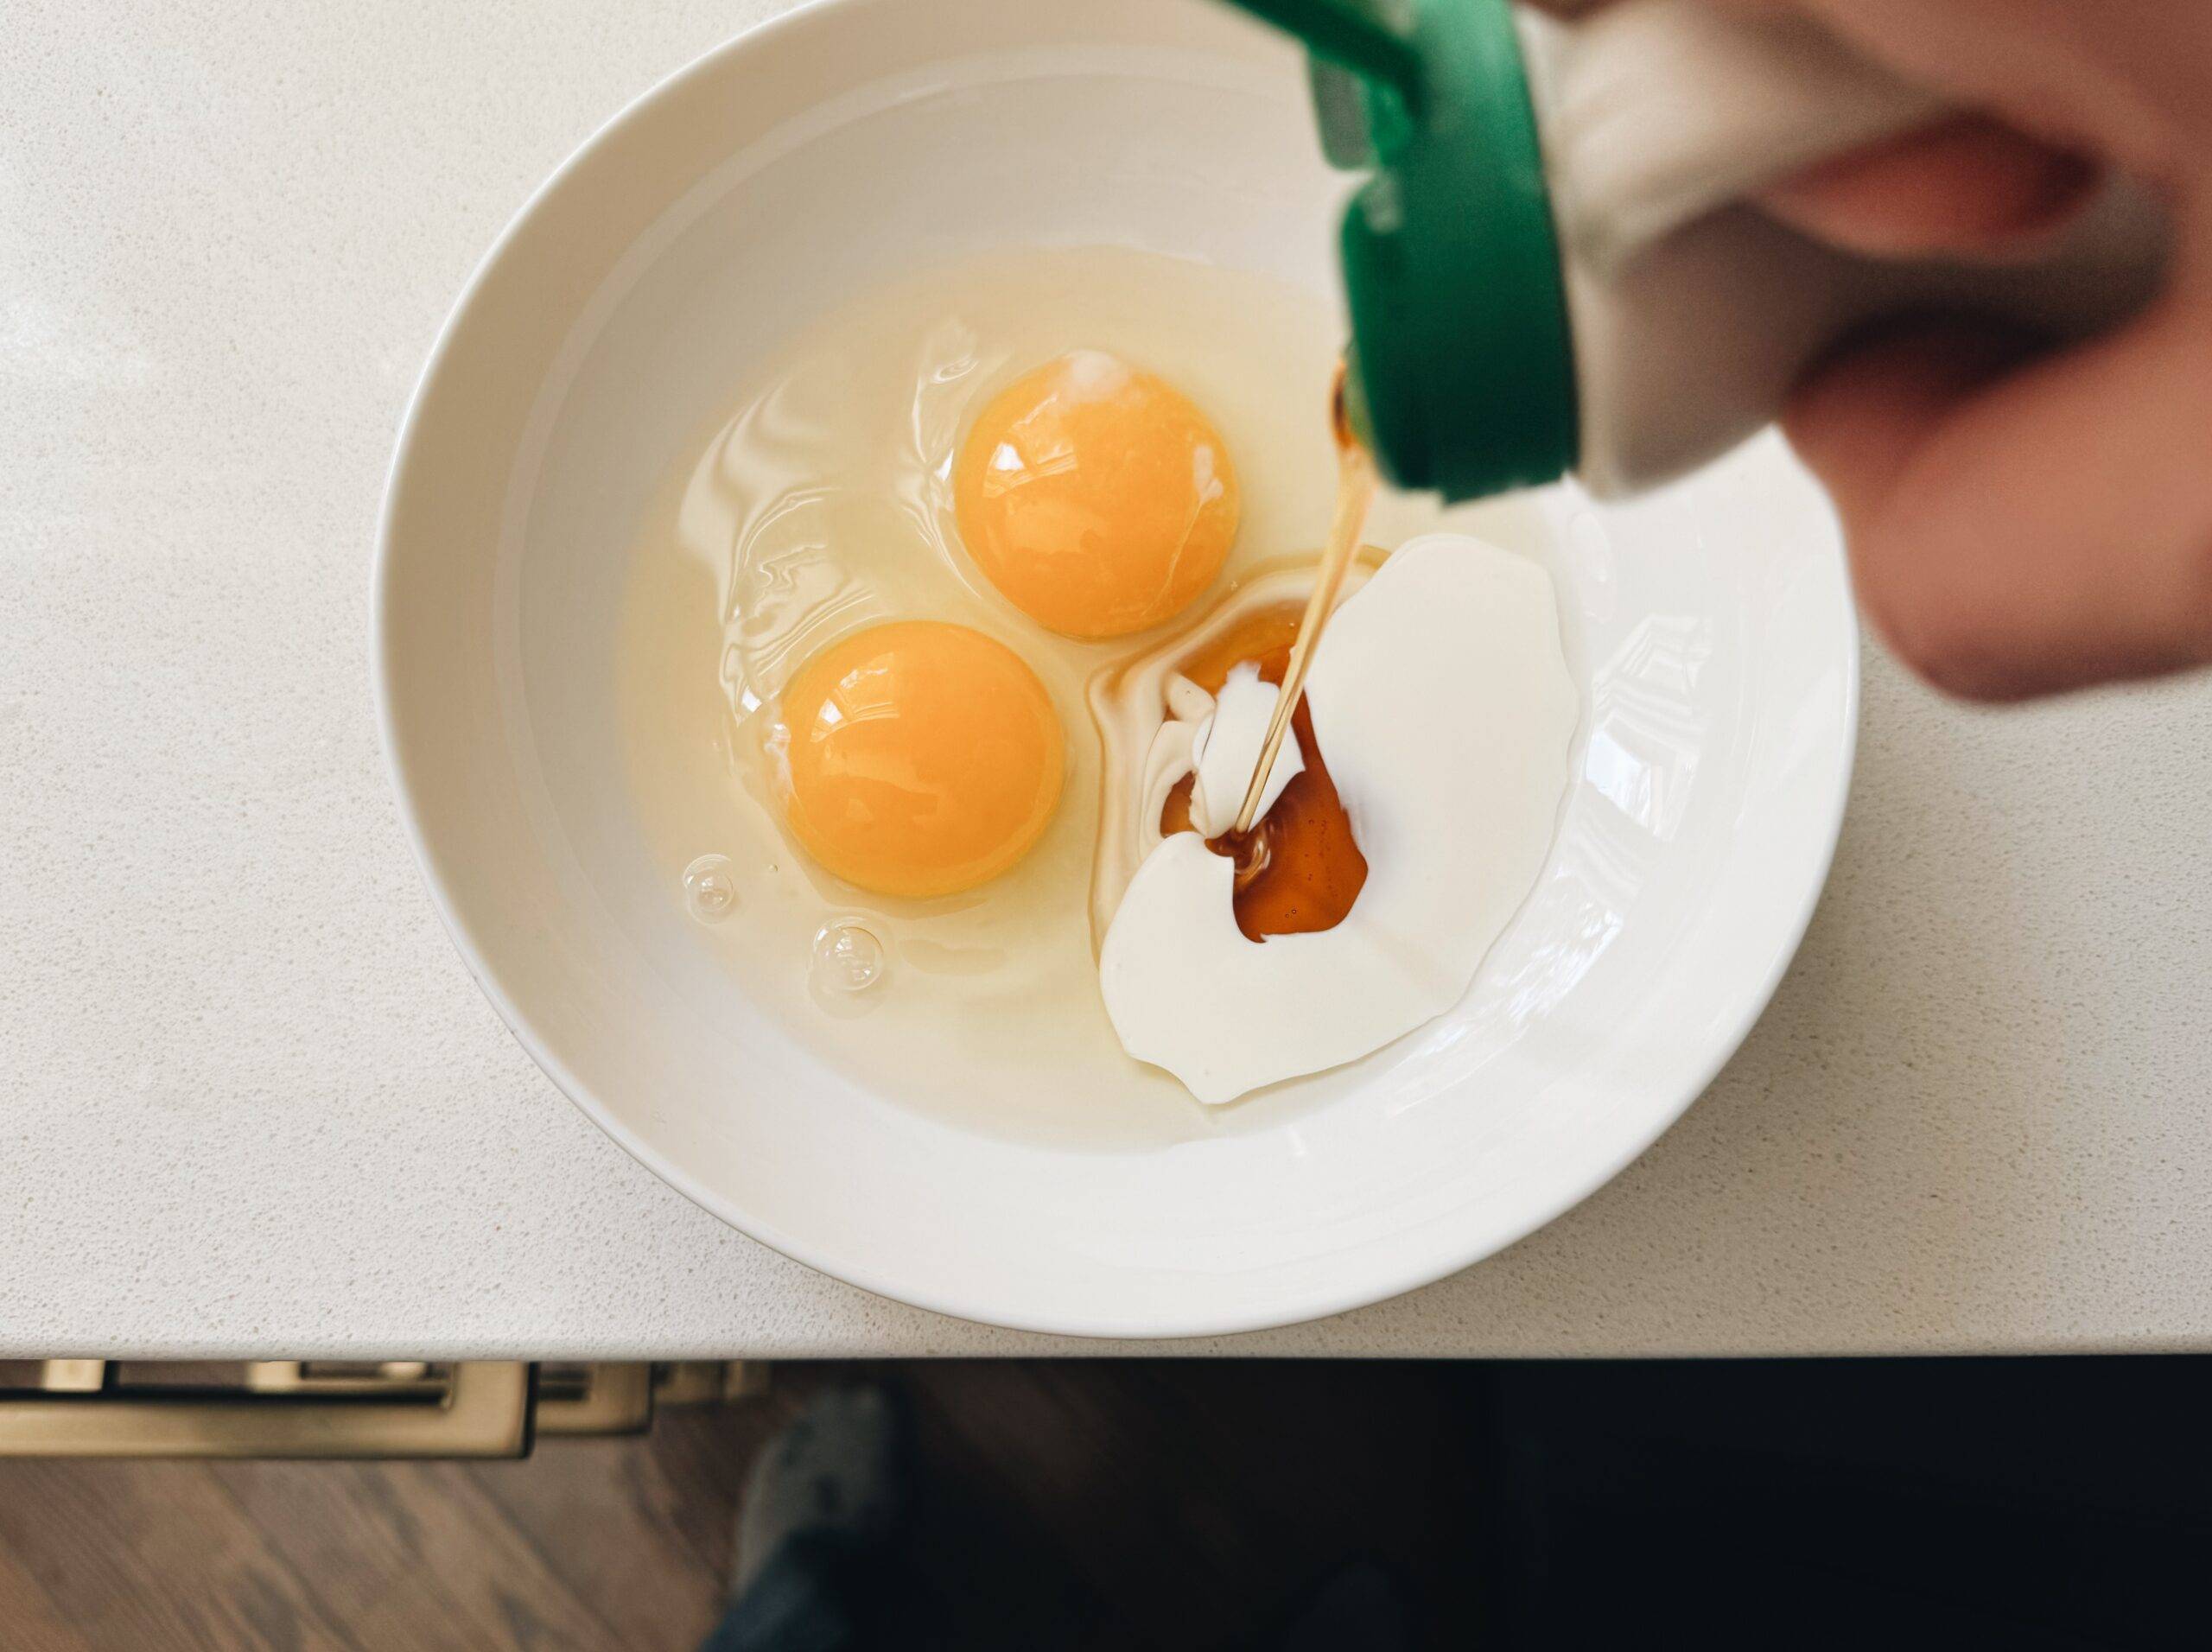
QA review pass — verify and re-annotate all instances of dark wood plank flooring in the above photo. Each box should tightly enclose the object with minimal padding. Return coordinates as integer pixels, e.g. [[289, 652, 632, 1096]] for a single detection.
[[0, 1362, 1475, 1652]]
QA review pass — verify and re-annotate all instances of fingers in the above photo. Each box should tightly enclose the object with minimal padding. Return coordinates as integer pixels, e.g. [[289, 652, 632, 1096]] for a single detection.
[[1762, 115, 2101, 257], [1784, 302, 2212, 699], [1783, 320, 2035, 529]]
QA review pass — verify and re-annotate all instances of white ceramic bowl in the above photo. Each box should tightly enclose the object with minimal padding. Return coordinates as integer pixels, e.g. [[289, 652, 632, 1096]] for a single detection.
[[375, 0, 1857, 1337]]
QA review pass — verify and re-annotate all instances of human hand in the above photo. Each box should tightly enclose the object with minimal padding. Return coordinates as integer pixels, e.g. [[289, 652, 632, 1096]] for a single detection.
[[1554, 0, 2212, 700]]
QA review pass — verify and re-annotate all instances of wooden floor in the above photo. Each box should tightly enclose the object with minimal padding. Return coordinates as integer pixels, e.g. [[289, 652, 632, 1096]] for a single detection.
[[0, 1362, 1478, 1651]]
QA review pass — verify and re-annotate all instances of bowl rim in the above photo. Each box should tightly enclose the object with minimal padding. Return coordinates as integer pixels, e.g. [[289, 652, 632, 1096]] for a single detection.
[[372, 0, 1861, 1339]]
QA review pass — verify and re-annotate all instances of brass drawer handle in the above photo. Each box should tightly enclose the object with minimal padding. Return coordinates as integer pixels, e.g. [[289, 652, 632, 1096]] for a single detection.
[[0, 1360, 762, 1458]]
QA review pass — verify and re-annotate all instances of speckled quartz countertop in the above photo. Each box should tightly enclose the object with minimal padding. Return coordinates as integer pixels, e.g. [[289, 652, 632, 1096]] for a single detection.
[[3, 0, 2209, 1361]]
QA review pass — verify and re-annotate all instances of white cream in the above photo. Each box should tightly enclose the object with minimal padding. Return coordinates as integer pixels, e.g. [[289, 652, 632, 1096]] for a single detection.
[[1086, 562, 1378, 949], [1097, 534, 1578, 1105], [1187, 664, 1302, 837]]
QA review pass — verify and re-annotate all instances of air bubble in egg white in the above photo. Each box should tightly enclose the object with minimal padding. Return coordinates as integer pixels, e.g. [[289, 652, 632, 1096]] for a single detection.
[[811, 919, 886, 994], [683, 855, 739, 923]]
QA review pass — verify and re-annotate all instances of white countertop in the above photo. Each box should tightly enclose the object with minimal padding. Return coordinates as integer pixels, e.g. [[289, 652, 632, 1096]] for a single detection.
[[5, 0, 2209, 1361]]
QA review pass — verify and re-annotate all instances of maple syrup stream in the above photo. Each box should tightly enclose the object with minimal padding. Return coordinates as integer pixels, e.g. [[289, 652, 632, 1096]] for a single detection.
[[1228, 361, 1376, 839]]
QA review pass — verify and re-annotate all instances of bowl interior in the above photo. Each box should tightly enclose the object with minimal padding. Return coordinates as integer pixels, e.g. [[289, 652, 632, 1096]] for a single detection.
[[377, 0, 1856, 1336]]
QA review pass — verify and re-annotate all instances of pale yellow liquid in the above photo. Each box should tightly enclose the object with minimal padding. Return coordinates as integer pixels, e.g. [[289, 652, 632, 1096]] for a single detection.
[[614, 248, 1479, 1148]]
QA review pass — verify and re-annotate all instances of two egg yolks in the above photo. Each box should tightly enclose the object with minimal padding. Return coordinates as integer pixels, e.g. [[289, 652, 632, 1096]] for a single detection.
[[1161, 606, 1370, 942], [772, 621, 1064, 899], [776, 359, 1301, 905], [952, 352, 1241, 639]]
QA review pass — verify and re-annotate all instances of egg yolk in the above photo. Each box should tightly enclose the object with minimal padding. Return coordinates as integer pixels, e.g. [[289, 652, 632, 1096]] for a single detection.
[[772, 621, 1065, 899], [1160, 606, 1369, 942], [952, 352, 1241, 639]]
